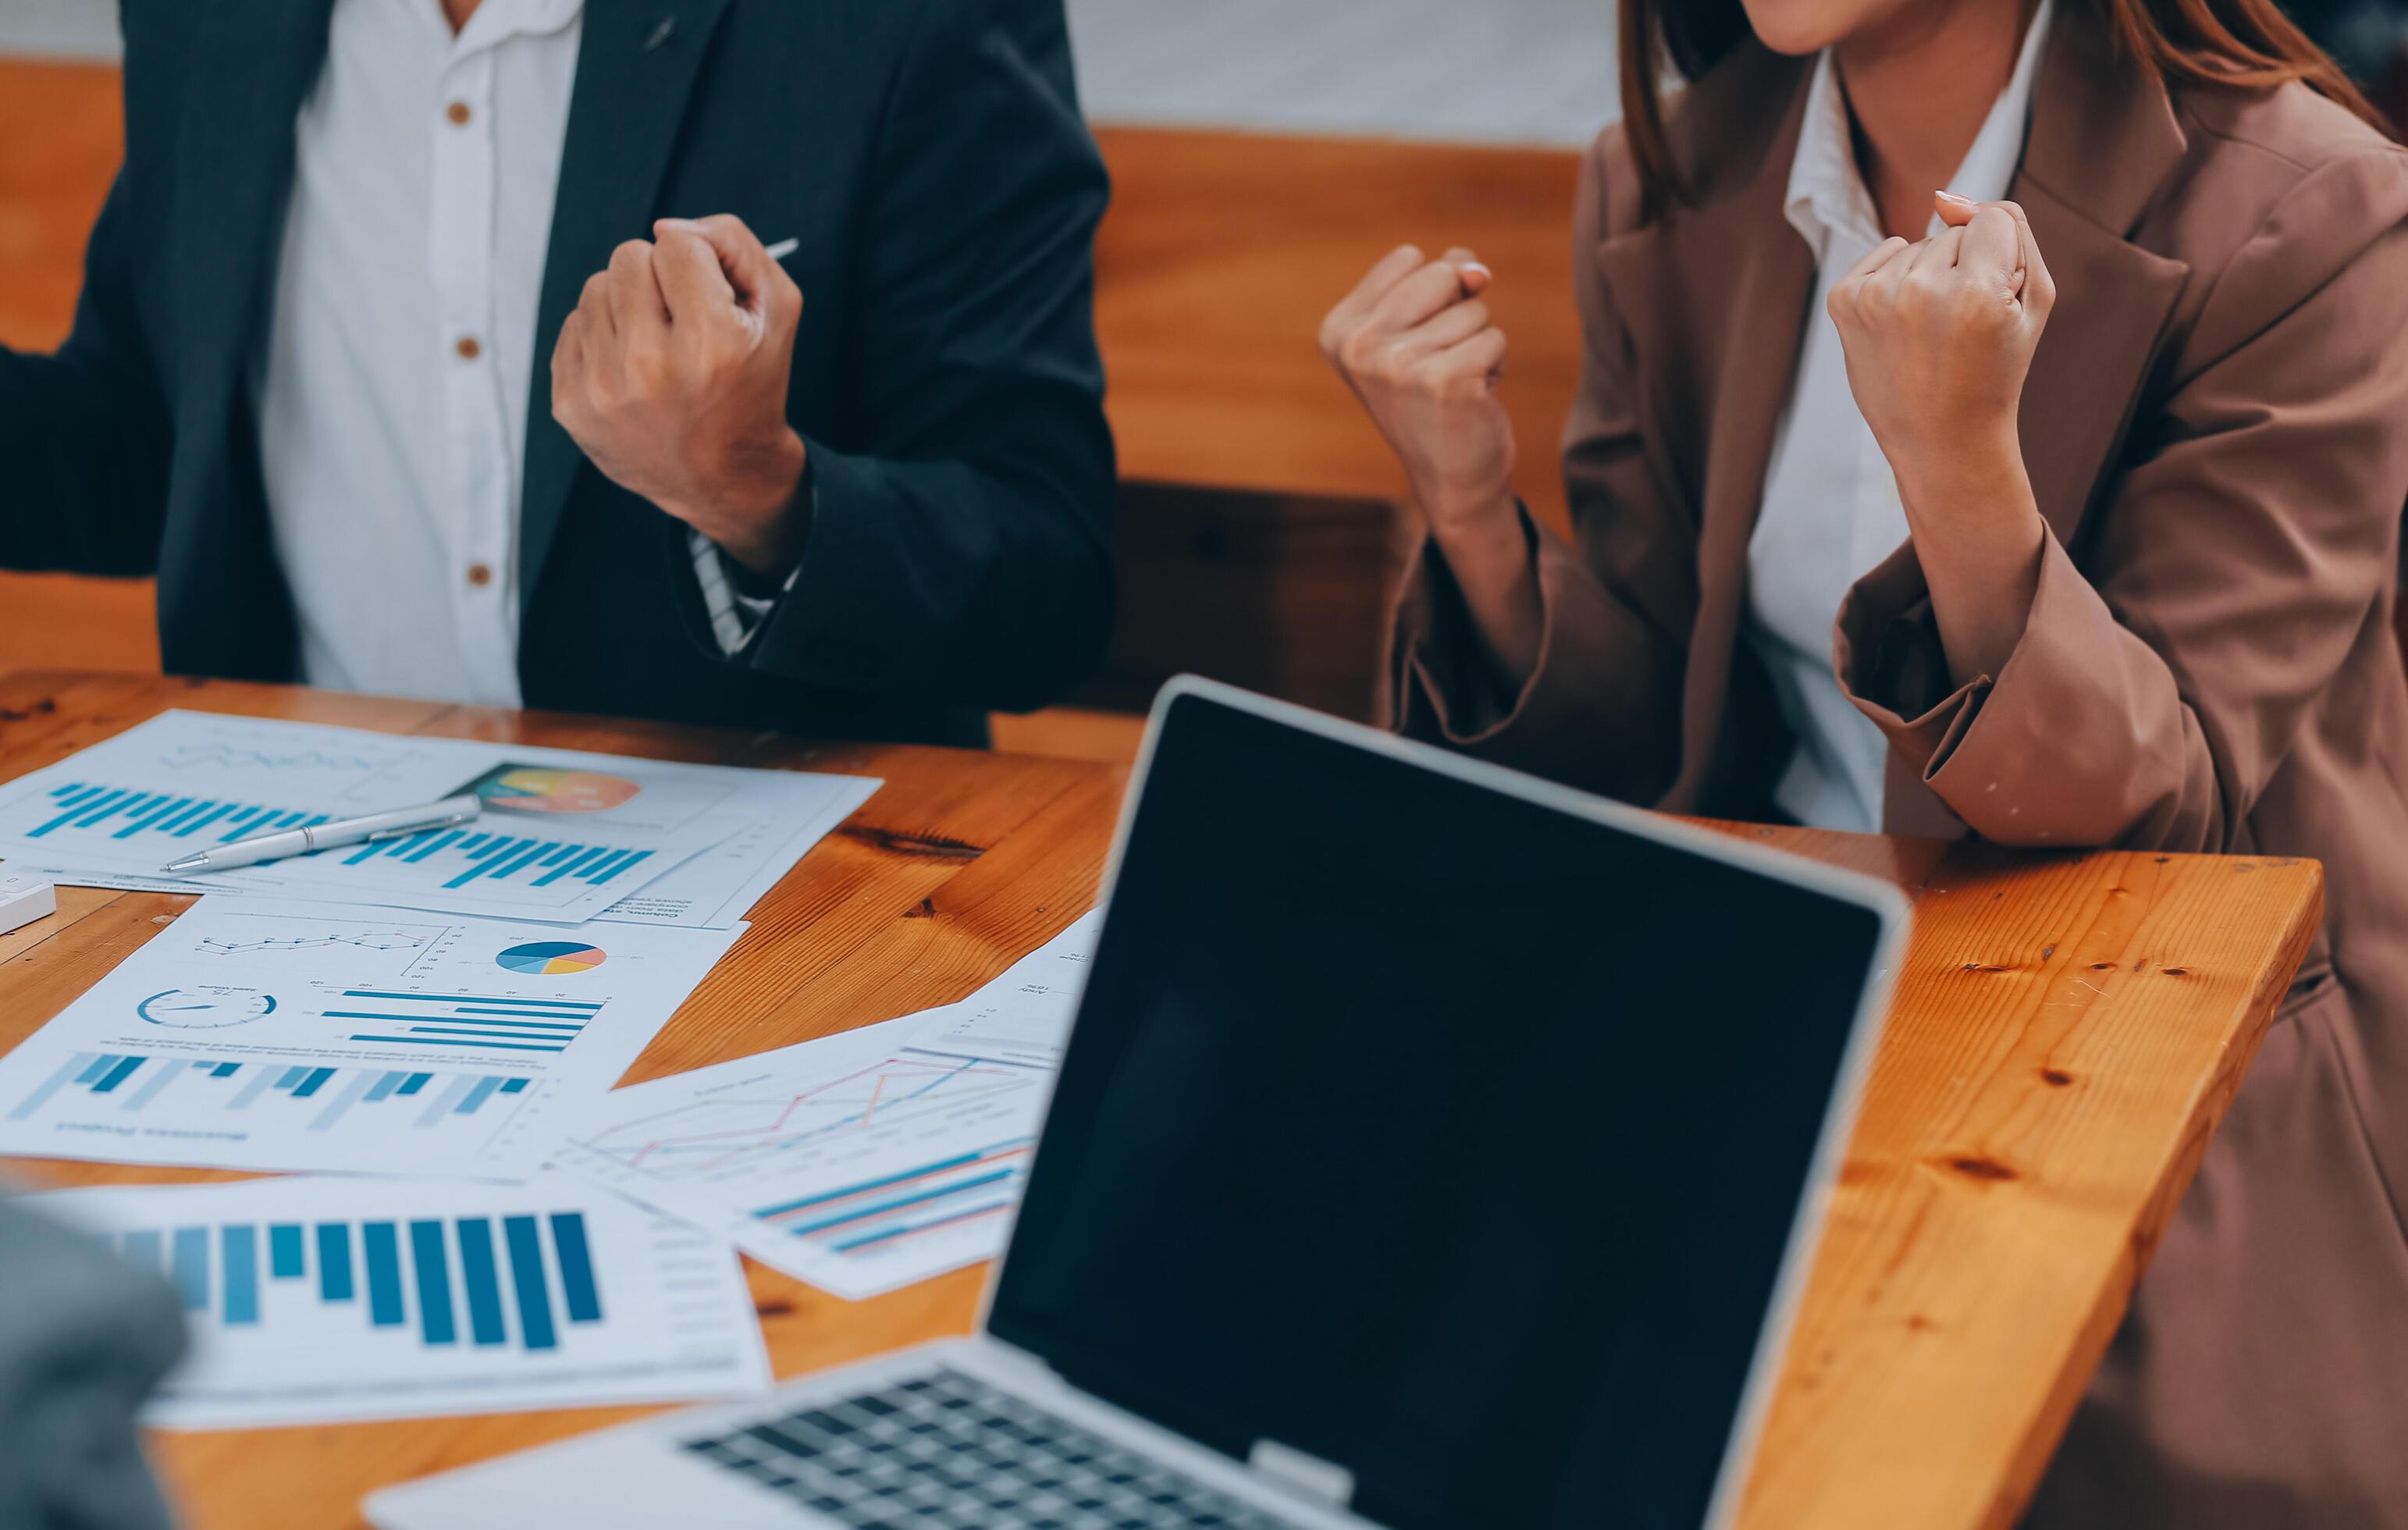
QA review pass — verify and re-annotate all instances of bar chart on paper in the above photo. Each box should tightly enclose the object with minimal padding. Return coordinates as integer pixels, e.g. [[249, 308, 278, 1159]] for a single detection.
[[0, 898, 742, 1176], [18, 779, 668, 916], [40, 1177, 771, 1427], [0, 709, 879, 927], [5, 1050, 542, 1160]]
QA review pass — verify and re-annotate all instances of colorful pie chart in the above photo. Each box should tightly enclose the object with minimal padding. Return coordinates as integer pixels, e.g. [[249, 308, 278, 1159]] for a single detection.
[[480, 768, 641, 813], [496, 941, 608, 977]]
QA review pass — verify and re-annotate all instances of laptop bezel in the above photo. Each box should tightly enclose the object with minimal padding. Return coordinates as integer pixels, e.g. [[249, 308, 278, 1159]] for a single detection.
[[969, 674, 1913, 1528]]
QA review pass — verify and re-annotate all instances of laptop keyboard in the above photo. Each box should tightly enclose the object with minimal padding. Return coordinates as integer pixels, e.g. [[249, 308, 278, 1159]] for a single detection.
[[681, 1367, 1307, 1529]]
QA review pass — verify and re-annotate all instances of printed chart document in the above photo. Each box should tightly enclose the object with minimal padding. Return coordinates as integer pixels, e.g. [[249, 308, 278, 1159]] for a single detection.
[[553, 911, 1102, 1300], [0, 896, 741, 1178], [37, 1176, 771, 1428], [0, 710, 877, 927]]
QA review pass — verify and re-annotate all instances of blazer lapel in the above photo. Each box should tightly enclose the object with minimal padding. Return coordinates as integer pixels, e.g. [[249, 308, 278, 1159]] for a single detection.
[[1593, 52, 1816, 806], [518, 0, 737, 607], [2011, 13, 2192, 545], [166, 0, 338, 407]]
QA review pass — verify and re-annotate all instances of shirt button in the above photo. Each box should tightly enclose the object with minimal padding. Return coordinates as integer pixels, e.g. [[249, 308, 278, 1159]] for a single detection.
[[445, 101, 472, 127], [454, 335, 482, 361], [466, 563, 494, 589]]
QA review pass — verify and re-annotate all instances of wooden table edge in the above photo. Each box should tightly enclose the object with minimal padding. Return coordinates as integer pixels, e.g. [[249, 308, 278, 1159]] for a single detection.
[[1982, 858, 2324, 1528]]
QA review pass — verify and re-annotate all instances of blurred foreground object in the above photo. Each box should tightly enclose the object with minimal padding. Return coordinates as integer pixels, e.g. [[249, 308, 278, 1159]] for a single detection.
[[0, 873, 55, 936], [0, 1195, 185, 1530]]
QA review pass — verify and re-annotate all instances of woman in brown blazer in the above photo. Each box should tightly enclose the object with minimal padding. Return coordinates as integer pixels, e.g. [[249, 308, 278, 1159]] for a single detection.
[[1321, 0, 2408, 1523]]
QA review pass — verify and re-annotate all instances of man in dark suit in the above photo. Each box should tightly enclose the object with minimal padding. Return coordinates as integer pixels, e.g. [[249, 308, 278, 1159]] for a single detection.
[[0, 0, 1115, 746]]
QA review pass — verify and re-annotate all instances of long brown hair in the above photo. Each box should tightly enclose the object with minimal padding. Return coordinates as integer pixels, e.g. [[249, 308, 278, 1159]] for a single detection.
[[1618, 0, 2390, 217]]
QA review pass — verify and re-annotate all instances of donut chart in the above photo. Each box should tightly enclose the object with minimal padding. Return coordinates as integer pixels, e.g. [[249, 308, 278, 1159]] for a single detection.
[[495, 941, 608, 977]]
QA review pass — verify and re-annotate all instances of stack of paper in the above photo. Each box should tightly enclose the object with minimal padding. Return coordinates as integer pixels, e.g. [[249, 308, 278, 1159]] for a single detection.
[[0, 708, 1121, 1430], [0, 708, 906, 1425]]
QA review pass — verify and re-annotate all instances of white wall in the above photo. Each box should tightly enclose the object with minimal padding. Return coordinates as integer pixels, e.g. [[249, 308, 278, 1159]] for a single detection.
[[1065, 0, 1617, 147], [0, 0, 118, 59], [0, 0, 1620, 148]]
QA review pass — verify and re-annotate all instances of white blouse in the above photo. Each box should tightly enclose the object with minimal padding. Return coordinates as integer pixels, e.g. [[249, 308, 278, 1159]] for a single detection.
[[1743, 0, 2054, 831]]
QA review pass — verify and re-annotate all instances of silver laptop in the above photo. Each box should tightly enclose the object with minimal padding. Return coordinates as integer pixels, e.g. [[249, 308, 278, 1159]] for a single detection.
[[368, 678, 1908, 1530]]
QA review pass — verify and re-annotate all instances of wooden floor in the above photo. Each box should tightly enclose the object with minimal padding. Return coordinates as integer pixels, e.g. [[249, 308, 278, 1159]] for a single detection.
[[0, 59, 1586, 755]]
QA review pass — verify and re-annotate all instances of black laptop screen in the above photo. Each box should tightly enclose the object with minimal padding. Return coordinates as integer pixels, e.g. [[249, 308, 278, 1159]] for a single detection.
[[987, 691, 1890, 1530]]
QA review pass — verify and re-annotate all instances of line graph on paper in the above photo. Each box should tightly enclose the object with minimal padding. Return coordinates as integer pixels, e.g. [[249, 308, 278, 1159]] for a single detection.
[[560, 1046, 1045, 1291], [187, 913, 451, 980], [578, 1052, 1039, 1188], [156, 740, 414, 776], [550, 1013, 1065, 1297], [198, 926, 442, 959]]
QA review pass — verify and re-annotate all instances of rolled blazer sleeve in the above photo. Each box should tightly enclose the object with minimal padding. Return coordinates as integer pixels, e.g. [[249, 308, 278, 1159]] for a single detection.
[[1836, 149, 2408, 849], [1388, 145, 1692, 804]]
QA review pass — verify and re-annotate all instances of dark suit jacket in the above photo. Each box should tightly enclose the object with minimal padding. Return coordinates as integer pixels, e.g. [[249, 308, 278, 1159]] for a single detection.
[[0, 0, 1117, 745]]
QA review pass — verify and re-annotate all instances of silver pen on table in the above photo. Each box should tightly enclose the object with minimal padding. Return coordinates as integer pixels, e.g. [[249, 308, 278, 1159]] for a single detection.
[[160, 795, 483, 876]]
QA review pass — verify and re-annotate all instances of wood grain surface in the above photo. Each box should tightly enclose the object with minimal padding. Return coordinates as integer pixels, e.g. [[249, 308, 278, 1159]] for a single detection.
[[1092, 125, 1583, 534], [0, 672, 2319, 1530]]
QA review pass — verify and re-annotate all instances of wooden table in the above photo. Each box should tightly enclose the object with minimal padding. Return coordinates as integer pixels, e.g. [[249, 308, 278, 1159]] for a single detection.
[[0, 672, 2321, 1530]]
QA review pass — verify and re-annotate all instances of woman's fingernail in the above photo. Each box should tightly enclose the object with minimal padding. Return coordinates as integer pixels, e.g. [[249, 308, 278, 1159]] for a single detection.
[[1935, 190, 1973, 207]]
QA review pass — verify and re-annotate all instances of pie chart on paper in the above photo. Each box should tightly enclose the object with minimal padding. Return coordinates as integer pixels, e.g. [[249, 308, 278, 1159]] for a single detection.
[[481, 768, 641, 813], [495, 941, 609, 977]]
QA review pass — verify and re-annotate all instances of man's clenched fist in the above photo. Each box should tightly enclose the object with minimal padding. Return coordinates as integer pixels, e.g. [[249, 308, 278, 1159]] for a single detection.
[[551, 214, 806, 577]]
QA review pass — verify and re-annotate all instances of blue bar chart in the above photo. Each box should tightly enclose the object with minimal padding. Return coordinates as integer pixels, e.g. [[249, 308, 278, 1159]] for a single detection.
[[9, 1050, 532, 1127], [44, 1177, 770, 1427], [30, 781, 659, 896], [0, 709, 878, 926], [116, 1210, 600, 1350], [1, 1048, 548, 1176], [325, 988, 603, 1055], [752, 1137, 1033, 1258]]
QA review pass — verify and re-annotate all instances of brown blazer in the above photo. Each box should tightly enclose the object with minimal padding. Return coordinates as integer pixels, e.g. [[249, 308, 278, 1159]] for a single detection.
[[1389, 12, 2408, 1527]]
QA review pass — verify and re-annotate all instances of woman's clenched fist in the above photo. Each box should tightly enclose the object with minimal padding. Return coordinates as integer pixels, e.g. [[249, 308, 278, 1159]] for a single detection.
[[1319, 245, 1517, 532], [1826, 194, 2056, 496]]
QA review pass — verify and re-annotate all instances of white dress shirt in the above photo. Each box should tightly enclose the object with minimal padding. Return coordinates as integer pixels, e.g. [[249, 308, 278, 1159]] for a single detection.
[[257, 0, 770, 708], [1745, 0, 2054, 831]]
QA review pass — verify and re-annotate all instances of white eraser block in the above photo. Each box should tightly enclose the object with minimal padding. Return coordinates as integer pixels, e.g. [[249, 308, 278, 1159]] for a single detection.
[[0, 872, 56, 936]]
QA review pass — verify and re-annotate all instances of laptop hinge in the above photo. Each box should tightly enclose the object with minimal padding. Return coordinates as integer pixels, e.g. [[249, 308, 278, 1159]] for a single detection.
[[1247, 1439, 1356, 1509]]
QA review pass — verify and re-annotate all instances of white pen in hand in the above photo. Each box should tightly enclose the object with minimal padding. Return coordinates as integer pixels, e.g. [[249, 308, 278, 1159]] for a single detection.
[[763, 237, 799, 262], [160, 795, 483, 876]]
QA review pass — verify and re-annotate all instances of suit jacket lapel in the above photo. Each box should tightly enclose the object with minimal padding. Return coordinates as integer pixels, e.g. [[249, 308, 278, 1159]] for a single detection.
[[167, 0, 337, 408], [518, 0, 736, 607], [2011, 12, 2191, 545]]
